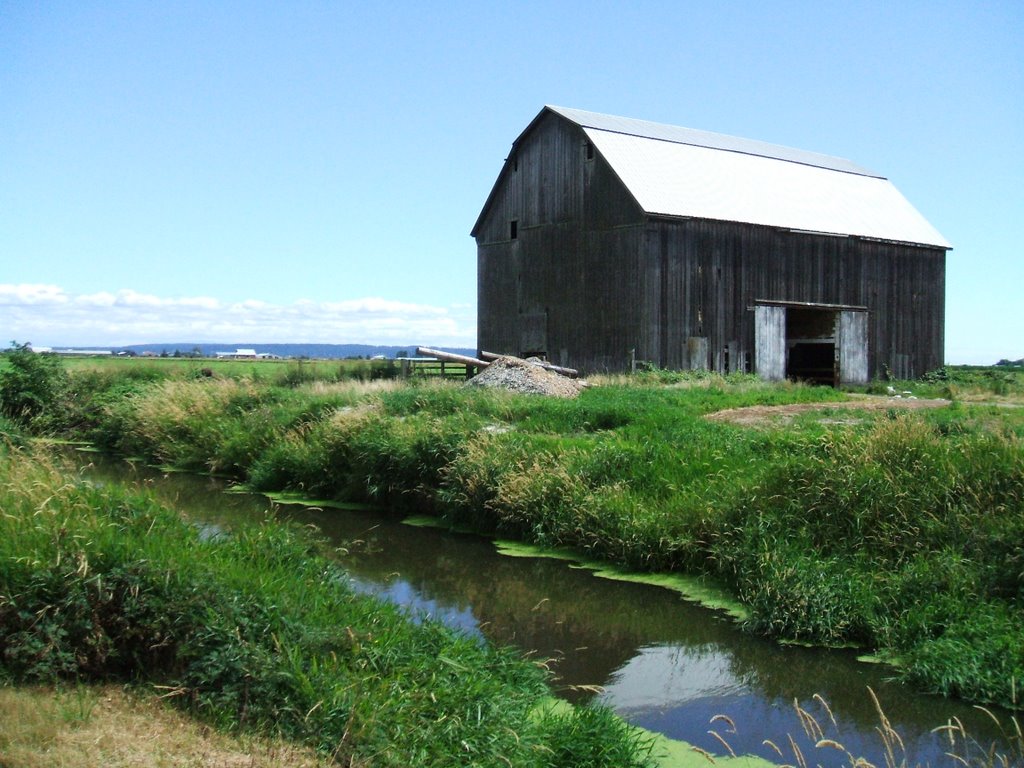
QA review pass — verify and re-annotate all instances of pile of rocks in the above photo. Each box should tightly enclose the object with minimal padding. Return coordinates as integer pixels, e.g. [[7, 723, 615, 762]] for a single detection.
[[466, 356, 586, 398]]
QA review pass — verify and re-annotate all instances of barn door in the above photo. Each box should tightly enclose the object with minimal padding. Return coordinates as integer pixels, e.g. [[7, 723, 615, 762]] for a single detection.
[[754, 304, 786, 381], [837, 310, 869, 385]]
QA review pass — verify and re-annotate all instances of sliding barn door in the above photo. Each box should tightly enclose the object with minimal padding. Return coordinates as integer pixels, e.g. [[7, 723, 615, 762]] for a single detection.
[[837, 310, 869, 385], [754, 304, 786, 381]]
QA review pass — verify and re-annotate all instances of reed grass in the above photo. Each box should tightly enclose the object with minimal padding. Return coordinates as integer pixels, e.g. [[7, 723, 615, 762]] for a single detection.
[[11, 358, 1024, 710], [705, 689, 1023, 768], [0, 444, 654, 767]]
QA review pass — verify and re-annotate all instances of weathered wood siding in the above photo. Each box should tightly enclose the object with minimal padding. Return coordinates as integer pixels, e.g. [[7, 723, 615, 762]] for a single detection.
[[476, 112, 647, 371], [754, 305, 787, 381], [476, 112, 946, 378], [637, 219, 945, 379], [838, 310, 869, 385]]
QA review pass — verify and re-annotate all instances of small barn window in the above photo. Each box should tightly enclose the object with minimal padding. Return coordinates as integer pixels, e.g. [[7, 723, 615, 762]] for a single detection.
[[510, 220, 518, 240], [584, 141, 594, 160]]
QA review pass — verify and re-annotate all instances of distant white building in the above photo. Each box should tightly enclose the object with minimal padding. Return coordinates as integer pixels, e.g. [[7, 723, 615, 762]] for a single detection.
[[215, 348, 258, 359], [214, 348, 279, 359]]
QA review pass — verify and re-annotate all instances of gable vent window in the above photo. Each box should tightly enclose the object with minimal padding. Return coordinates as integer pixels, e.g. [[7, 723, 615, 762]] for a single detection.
[[585, 141, 594, 160], [510, 220, 518, 240]]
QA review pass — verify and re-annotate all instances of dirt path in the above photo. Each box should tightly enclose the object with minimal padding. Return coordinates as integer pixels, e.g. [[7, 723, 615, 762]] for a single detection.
[[705, 394, 951, 427]]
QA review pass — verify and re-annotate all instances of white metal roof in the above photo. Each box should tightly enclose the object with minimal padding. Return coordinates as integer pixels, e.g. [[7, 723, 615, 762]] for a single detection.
[[549, 105, 879, 177], [547, 106, 950, 249]]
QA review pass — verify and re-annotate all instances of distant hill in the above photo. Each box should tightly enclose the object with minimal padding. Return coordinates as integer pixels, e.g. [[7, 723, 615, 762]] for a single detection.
[[100, 343, 477, 359]]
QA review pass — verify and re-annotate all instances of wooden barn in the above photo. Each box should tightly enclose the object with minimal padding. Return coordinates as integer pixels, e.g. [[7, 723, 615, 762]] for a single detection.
[[471, 106, 951, 383]]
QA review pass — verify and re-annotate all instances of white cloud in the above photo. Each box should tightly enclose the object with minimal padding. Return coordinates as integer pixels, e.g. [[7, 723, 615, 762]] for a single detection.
[[0, 284, 476, 348], [320, 298, 446, 316], [177, 296, 221, 310], [232, 299, 270, 311], [114, 289, 164, 308], [0, 283, 70, 305], [77, 291, 118, 307]]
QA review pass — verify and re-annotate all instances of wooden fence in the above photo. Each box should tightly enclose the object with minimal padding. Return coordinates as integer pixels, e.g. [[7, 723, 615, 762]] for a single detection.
[[396, 357, 473, 380]]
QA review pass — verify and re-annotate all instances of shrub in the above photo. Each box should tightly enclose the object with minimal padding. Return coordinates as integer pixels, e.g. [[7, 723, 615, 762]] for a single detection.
[[0, 342, 70, 431]]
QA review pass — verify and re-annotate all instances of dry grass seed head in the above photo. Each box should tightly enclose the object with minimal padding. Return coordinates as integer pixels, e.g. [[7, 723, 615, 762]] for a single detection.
[[787, 732, 808, 768], [689, 745, 718, 764], [793, 700, 824, 741], [813, 693, 838, 730], [707, 729, 737, 758], [867, 687, 893, 733], [932, 721, 965, 751], [710, 713, 737, 734], [815, 738, 846, 751]]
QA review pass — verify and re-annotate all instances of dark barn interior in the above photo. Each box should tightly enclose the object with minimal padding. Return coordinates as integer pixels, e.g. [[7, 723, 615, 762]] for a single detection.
[[786, 307, 839, 385]]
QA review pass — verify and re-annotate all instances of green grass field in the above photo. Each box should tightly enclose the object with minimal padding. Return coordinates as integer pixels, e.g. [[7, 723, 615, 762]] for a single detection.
[[0, 353, 384, 378], [3, 351, 1023, 710]]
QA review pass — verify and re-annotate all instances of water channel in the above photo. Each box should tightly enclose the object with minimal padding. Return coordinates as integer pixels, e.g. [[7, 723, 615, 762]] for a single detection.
[[76, 450, 1016, 766]]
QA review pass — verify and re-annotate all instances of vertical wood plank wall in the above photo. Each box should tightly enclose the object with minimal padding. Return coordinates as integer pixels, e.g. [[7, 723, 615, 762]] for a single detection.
[[754, 305, 787, 381], [838, 310, 869, 385], [636, 221, 945, 379]]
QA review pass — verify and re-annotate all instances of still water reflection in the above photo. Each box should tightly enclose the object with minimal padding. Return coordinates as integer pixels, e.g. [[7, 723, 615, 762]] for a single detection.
[[78, 452, 1016, 766]]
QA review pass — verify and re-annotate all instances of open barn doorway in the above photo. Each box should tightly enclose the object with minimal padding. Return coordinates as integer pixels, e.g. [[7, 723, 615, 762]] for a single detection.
[[754, 301, 868, 386], [786, 307, 838, 385]]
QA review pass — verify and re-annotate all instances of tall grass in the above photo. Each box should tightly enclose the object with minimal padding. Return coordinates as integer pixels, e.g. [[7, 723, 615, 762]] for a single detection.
[[0, 444, 654, 767], [18, 359, 1024, 710], [708, 689, 1024, 768], [711, 415, 1024, 704]]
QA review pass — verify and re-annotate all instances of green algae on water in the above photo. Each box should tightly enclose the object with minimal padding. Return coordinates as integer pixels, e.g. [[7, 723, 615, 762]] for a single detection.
[[402, 514, 480, 536], [494, 539, 580, 562], [261, 490, 375, 511], [495, 539, 749, 621]]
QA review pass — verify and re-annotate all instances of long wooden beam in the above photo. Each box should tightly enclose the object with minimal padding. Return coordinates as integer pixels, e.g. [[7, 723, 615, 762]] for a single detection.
[[479, 350, 578, 378], [415, 347, 489, 368], [416, 347, 580, 379]]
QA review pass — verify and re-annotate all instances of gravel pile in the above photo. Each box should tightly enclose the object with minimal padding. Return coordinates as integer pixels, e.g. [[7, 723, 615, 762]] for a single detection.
[[466, 356, 587, 398]]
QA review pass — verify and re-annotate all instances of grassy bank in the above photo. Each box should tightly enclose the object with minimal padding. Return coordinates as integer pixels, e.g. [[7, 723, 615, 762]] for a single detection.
[[0, 684, 332, 768], [0, 445, 653, 767], [4, 352, 1023, 710]]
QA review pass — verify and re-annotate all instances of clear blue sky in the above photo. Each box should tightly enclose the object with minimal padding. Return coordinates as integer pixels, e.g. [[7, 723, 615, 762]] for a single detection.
[[2, 1, 1021, 363]]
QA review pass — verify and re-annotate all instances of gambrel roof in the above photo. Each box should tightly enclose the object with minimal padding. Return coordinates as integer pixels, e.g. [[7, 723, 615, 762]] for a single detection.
[[476, 105, 951, 249]]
